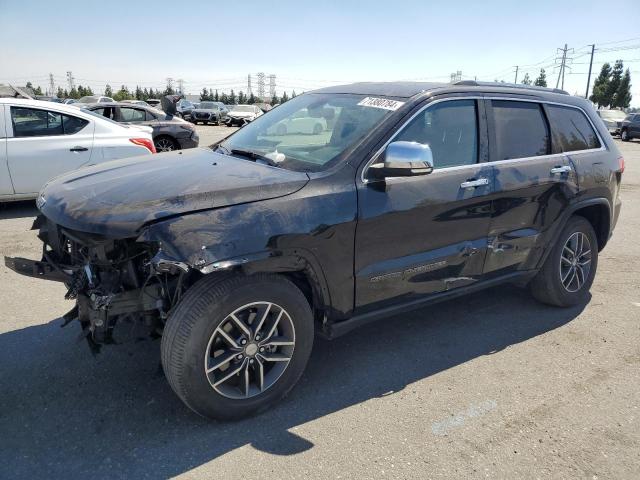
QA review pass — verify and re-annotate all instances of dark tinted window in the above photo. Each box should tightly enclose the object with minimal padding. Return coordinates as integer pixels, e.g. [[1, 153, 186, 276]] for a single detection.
[[395, 99, 478, 168], [145, 110, 158, 121], [11, 107, 63, 137], [491, 100, 549, 160], [91, 107, 117, 120], [62, 114, 89, 134], [546, 104, 600, 152]]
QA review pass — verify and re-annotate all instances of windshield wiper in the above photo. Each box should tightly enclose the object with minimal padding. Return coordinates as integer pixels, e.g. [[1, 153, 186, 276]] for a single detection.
[[228, 148, 279, 167]]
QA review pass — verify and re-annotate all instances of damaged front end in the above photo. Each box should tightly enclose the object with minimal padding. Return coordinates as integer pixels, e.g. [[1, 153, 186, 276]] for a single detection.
[[4, 216, 188, 353]]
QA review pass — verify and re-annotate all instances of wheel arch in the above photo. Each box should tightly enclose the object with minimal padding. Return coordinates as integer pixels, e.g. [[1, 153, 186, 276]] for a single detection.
[[571, 199, 611, 251]]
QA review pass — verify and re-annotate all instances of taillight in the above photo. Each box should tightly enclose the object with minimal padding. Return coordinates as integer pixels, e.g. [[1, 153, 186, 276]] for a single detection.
[[130, 137, 156, 154], [618, 155, 625, 173]]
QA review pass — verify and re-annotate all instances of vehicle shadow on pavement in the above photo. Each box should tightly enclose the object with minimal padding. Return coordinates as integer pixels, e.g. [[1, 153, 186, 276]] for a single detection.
[[0, 284, 586, 478], [0, 201, 38, 220]]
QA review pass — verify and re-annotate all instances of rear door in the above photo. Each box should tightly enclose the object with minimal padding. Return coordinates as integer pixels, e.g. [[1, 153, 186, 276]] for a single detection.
[[6, 105, 95, 194], [483, 98, 578, 275], [0, 105, 13, 195], [355, 97, 494, 312]]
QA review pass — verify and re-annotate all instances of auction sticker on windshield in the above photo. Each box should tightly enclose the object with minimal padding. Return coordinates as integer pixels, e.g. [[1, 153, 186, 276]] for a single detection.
[[357, 97, 405, 111]]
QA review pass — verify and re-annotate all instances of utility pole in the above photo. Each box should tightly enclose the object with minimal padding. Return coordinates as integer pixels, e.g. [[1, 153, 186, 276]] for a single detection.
[[49, 73, 55, 96], [585, 44, 596, 99], [66, 71, 75, 91], [166, 77, 174, 93], [514, 66, 519, 83], [555, 44, 573, 90]]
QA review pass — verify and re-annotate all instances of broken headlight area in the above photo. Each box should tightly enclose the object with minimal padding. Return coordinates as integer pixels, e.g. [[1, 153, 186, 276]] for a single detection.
[[5, 216, 189, 353]]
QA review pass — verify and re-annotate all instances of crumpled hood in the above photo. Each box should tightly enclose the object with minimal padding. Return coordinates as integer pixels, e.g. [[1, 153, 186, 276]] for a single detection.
[[38, 148, 309, 237]]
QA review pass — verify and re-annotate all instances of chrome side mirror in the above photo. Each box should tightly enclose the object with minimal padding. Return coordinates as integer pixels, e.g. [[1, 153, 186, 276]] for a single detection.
[[368, 141, 434, 180]]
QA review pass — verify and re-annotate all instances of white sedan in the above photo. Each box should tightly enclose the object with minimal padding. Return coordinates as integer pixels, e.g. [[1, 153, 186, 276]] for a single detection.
[[267, 108, 327, 135], [0, 98, 155, 202]]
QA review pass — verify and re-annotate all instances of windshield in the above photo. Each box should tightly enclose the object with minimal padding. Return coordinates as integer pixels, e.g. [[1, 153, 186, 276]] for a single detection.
[[200, 102, 216, 109], [232, 105, 254, 112], [220, 93, 395, 172], [78, 96, 99, 103], [599, 110, 626, 120]]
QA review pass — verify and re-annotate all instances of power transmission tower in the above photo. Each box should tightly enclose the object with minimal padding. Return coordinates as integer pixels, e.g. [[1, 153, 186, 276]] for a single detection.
[[166, 77, 174, 93], [49, 73, 55, 96], [66, 71, 75, 91], [177, 78, 185, 94], [247, 74, 252, 95], [513, 66, 519, 83], [256, 72, 265, 100], [555, 44, 573, 90], [268, 74, 276, 99], [585, 44, 596, 99]]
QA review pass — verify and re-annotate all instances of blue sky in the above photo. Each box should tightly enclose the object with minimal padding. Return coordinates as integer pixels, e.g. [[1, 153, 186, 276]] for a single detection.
[[1, 0, 639, 105]]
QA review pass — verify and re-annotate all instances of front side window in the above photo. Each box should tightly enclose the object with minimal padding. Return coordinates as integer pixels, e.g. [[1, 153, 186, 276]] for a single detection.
[[546, 104, 600, 153], [221, 93, 394, 172], [10, 107, 88, 137], [394, 99, 478, 168], [120, 107, 146, 122], [491, 100, 549, 160]]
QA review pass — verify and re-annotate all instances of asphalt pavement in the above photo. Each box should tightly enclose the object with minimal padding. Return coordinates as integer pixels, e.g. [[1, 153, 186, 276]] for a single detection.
[[0, 135, 638, 479]]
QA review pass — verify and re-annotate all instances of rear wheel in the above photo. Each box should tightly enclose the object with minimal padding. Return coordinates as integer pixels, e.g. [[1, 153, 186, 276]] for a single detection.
[[154, 135, 180, 152], [161, 274, 314, 420], [530, 216, 598, 307]]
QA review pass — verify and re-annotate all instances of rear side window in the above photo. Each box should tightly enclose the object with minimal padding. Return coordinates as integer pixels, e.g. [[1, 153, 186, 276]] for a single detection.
[[491, 100, 549, 160], [120, 107, 146, 122], [546, 105, 600, 152], [394, 99, 478, 168], [10, 107, 88, 137]]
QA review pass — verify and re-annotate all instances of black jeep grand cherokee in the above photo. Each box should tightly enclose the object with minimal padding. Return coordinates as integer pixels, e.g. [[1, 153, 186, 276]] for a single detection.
[[5, 81, 624, 420]]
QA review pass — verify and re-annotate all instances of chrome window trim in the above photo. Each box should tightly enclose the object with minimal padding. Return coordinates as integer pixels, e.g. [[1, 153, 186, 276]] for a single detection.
[[361, 96, 606, 184]]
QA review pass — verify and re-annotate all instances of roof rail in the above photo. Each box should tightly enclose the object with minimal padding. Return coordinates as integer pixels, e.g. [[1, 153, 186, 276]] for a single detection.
[[453, 80, 569, 95]]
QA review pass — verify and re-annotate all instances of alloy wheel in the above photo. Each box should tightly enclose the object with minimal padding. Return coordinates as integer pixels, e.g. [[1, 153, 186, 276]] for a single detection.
[[204, 302, 295, 399], [559, 231, 592, 293], [155, 138, 176, 152]]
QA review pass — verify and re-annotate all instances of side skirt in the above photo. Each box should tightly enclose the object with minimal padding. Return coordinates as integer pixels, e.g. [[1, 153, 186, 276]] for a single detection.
[[321, 270, 537, 339]]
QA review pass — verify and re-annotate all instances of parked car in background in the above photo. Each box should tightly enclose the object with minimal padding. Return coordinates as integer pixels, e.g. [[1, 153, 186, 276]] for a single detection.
[[225, 104, 263, 126], [63, 99, 77, 104], [190, 101, 225, 125], [176, 99, 195, 120], [120, 99, 150, 107], [35, 96, 63, 103], [76, 95, 115, 104], [619, 113, 640, 141], [266, 107, 327, 135], [0, 98, 154, 202], [146, 98, 161, 108], [597, 109, 627, 136], [83, 102, 199, 152]]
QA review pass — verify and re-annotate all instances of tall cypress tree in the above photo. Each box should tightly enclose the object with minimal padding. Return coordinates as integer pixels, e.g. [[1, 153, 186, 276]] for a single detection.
[[605, 60, 624, 107], [614, 68, 632, 108], [589, 63, 611, 107], [534, 69, 547, 87]]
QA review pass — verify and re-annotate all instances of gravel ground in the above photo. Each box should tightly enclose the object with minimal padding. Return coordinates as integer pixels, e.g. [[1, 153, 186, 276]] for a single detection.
[[0, 137, 638, 480]]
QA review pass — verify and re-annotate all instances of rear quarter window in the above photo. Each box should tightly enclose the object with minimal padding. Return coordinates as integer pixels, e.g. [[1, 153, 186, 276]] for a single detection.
[[546, 104, 601, 153], [491, 100, 550, 160]]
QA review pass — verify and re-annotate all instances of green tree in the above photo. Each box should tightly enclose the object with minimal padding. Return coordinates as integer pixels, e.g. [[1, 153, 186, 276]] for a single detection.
[[605, 60, 624, 107], [534, 68, 547, 87], [590, 63, 612, 108], [104, 84, 113, 97], [135, 85, 143, 100], [113, 85, 133, 101], [247, 93, 256, 104], [63, 89, 69, 98], [214, 89, 219, 102], [271, 94, 279, 105], [220, 92, 229, 104], [521, 73, 532, 85], [142, 87, 149, 100], [69, 87, 79, 99], [56, 86, 65, 98], [291, 90, 297, 98], [238, 91, 246, 104], [200, 87, 210, 101], [613, 68, 632, 108], [281, 91, 289, 103], [33, 85, 43, 95]]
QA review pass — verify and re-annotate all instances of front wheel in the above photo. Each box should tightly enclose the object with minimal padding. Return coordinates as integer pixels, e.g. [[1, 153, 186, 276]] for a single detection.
[[161, 274, 314, 420], [621, 129, 630, 141], [530, 216, 598, 307]]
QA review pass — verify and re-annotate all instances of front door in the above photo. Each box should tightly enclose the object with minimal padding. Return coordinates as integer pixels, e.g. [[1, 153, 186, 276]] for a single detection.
[[6, 105, 94, 194], [354, 98, 493, 313]]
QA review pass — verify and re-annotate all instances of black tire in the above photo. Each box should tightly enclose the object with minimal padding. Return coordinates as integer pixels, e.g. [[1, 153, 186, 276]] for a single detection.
[[154, 135, 180, 152], [161, 273, 314, 420], [620, 129, 630, 141], [530, 216, 598, 307]]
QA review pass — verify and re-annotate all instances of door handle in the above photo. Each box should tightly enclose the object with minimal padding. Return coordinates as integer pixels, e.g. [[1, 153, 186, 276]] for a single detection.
[[550, 165, 571, 174], [70, 146, 88, 152], [460, 178, 489, 189]]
